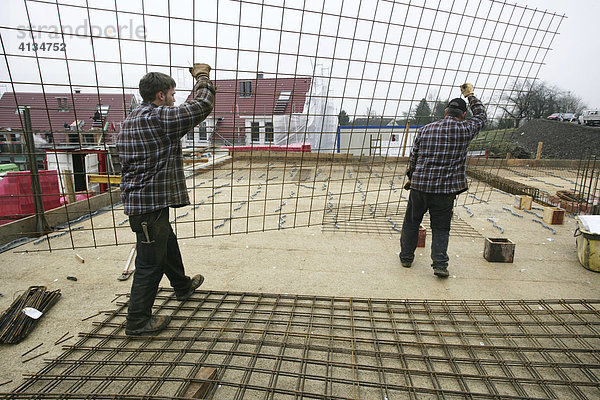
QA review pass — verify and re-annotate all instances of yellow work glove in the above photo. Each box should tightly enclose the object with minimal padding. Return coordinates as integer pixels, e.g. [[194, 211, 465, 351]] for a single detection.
[[189, 63, 211, 80], [460, 83, 474, 98]]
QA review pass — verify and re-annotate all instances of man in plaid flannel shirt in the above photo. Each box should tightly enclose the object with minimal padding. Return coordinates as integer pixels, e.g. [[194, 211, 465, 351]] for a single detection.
[[117, 64, 215, 335], [400, 83, 486, 278]]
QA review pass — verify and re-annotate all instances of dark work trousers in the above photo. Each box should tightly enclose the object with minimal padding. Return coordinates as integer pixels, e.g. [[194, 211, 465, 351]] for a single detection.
[[127, 208, 192, 329], [400, 189, 456, 269]]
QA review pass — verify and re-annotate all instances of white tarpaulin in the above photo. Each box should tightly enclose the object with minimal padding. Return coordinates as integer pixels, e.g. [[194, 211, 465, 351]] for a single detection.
[[272, 73, 337, 152]]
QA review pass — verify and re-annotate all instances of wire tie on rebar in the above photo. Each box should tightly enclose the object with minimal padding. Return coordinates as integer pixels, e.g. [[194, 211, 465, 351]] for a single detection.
[[169, 212, 189, 223], [214, 218, 231, 229], [207, 190, 222, 199], [486, 217, 504, 234], [523, 209, 543, 219], [502, 206, 523, 218], [532, 219, 556, 234], [468, 193, 489, 204], [462, 205, 474, 217]]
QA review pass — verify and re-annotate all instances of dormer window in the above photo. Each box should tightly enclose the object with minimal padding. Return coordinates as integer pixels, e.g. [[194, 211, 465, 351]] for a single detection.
[[274, 91, 292, 113], [240, 81, 252, 97], [15, 105, 28, 114], [56, 97, 68, 111]]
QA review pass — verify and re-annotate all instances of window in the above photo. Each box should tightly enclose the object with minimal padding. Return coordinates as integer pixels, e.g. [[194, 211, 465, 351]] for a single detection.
[[265, 122, 274, 143], [198, 121, 207, 141], [56, 97, 68, 111], [240, 81, 252, 97], [274, 91, 292, 113], [278, 91, 292, 101], [96, 104, 110, 117], [251, 122, 260, 142]]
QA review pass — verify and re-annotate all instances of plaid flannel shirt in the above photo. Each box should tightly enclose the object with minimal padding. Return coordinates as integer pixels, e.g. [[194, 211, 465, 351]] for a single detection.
[[117, 78, 215, 215], [406, 96, 486, 194]]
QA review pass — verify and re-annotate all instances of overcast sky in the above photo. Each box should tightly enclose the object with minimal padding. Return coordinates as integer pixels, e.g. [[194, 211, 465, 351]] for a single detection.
[[2, 0, 598, 117], [521, 0, 599, 108]]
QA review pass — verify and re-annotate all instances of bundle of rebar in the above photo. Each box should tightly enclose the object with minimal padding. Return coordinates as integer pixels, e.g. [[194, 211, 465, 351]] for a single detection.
[[0, 286, 61, 344]]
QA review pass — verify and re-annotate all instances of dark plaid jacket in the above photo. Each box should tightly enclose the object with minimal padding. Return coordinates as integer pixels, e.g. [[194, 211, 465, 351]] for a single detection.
[[407, 96, 486, 194], [117, 78, 215, 215]]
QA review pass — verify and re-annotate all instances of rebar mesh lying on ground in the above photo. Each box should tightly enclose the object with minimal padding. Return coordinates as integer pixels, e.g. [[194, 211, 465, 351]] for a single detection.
[[0, 286, 61, 344], [3, 290, 600, 399]]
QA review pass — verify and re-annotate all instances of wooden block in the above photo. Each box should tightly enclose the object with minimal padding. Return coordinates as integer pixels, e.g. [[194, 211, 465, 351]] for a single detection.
[[417, 225, 426, 247], [513, 195, 532, 210], [543, 207, 565, 225], [182, 367, 217, 399], [484, 237, 515, 263]]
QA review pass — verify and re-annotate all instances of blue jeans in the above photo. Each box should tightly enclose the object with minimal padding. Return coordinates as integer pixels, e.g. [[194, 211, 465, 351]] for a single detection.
[[127, 208, 192, 329], [400, 190, 456, 269]]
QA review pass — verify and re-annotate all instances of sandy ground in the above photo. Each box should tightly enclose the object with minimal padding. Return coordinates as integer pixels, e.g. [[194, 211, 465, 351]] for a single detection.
[[0, 163, 599, 391]]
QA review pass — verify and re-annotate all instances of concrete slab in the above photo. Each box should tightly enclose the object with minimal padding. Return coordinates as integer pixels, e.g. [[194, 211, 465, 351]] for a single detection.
[[0, 164, 598, 392]]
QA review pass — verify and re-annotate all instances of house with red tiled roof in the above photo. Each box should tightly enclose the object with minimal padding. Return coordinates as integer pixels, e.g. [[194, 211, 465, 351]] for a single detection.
[[185, 75, 312, 146], [0, 91, 137, 144]]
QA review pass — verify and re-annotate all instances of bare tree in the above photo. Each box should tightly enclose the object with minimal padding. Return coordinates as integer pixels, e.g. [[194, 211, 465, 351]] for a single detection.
[[500, 80, 587, 127]]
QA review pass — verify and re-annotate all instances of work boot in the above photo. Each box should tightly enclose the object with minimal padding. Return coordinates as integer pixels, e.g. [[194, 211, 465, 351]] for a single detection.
[[176, 274, 205, 301], [125, 315, 171, 336], [433, 267, 449, 278], [399, 254, 412, 268]]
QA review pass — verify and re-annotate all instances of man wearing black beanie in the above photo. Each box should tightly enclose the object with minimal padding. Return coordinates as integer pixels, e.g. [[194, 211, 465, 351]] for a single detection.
[[400, 83, 487, 278]]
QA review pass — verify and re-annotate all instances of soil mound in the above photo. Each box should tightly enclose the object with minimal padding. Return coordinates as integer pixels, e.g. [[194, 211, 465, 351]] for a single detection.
[[512, 119, 599, 159]]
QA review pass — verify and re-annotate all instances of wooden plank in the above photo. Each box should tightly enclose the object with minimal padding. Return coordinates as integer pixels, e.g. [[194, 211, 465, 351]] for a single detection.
[[183, 158, 210, 164], [63, 169, 76, 204], [182, 367, 217, 399], [87, 174, 121, 184]]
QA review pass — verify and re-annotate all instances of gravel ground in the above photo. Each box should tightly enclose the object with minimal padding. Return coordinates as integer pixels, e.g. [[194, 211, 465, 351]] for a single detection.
[[512, 119, 600, 159]]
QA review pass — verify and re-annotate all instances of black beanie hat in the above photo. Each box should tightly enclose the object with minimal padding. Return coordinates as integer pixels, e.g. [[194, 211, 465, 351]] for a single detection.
[[447, 98, 467, 113]]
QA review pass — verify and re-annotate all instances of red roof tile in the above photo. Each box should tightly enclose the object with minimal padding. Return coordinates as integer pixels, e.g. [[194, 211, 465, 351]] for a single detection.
[[188, 76, 312, 140], [0, 92, 137, 133]]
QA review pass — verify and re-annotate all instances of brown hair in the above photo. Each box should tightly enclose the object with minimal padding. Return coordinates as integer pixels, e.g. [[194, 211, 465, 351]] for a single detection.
[[139, 72, 176, 103]]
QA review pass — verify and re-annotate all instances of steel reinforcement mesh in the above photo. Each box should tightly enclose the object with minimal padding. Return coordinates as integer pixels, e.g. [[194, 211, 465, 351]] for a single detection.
[[1, 291, 599, 399], [0, 0, 567, 250]]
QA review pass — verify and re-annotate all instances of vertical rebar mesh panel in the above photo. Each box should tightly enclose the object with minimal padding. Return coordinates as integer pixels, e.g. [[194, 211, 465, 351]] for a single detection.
[[0, 0, 566, 250]]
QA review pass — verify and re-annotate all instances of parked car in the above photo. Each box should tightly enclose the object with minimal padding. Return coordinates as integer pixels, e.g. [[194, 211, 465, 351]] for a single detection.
[[547, 113, 562, 120], [562, 113, 576, 122], [579, 109, 600, 126]]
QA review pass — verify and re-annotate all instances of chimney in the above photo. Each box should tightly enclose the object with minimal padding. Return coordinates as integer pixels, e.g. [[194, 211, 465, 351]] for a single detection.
[[257, 71, 264, 79]]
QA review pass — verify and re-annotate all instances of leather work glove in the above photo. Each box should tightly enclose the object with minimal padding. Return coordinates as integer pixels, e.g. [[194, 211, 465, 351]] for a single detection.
[[189, 63, 211, 80], [460, 83, 474, 98]]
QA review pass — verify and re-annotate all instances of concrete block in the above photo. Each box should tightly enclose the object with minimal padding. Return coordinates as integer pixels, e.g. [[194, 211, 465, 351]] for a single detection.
[[514, 195, 532, 210], [543, 207, 565, 225], [484, 237, 515, 263]]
